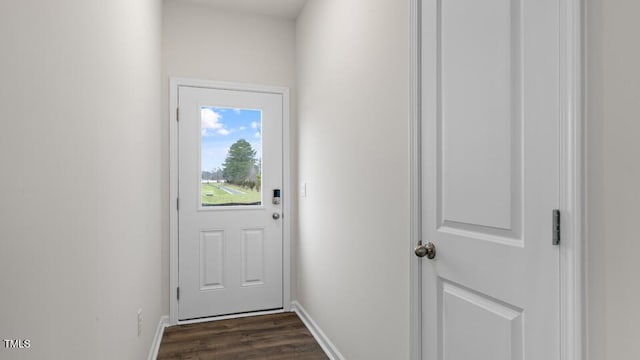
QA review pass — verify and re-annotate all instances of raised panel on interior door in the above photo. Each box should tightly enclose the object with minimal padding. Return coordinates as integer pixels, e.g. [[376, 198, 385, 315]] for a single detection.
[[200, 230, 225, 290], [440, 281, 523, 360], [438, 0, 522, 240], [241, 228, 265, 287]]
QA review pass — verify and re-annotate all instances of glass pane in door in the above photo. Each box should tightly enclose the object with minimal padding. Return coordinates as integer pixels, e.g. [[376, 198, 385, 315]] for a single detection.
[[200, 106, 262, 207]]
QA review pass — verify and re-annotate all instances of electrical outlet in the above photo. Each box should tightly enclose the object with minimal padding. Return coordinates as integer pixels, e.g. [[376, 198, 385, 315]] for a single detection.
[[137, 308, 143, 337]]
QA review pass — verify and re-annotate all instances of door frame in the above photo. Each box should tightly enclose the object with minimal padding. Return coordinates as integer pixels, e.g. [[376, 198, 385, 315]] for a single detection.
[[408, 0, 586, 359], [169, 78, 291, 325]]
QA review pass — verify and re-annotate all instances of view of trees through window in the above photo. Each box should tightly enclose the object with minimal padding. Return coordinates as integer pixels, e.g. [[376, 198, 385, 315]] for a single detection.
[[200, 106, 262, 206]]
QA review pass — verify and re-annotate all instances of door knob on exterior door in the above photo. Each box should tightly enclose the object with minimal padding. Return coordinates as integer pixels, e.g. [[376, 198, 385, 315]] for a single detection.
[[272, 212, 280, 220], [415, 241, 436, 259]]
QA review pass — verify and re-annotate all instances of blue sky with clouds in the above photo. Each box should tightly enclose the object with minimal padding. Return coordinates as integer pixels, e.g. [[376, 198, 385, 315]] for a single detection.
[[200, 106, 262, 172]]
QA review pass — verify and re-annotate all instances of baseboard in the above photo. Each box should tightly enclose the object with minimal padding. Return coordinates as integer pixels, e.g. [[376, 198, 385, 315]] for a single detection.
[[148, 315, 169, 360], [291, 301, 345, 360]]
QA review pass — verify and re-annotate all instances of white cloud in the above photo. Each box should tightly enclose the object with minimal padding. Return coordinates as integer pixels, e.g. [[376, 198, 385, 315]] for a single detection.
[[201, 108, 224, 135], [251, 121, 259, 129], [239, 126, 246, 131], [254, 131, 261, 138], [201, 108, 236, 136]]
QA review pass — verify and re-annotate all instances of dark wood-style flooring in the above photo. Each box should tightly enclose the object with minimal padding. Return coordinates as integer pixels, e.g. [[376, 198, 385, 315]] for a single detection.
[[157, 312, 329, 360]]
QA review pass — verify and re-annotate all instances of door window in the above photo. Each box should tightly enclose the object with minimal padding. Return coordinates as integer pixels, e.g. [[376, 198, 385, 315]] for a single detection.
[[200, 106, 262, 207]]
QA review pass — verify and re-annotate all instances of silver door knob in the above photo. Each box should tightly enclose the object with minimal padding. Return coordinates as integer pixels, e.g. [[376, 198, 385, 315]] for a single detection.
[[272, 212, 280, 220], [415, 241, 436, 259]]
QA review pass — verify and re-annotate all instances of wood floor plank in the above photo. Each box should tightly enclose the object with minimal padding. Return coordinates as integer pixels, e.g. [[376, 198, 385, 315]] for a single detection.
[[157, 312, 329, 360]]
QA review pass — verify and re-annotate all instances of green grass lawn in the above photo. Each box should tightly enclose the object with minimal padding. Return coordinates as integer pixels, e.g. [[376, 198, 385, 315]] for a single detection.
[[201, 183, 261, 206]]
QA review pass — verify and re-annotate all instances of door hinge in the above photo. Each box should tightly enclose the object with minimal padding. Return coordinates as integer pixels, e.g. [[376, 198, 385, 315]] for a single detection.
[[177, 287, 180, 301], [552, 209, 561, 245], [176, 197, 179, 211], [176, 107, 180, 122]]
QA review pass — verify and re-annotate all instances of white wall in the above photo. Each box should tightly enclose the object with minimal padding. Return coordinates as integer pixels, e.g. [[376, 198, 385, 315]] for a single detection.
[[295, 1, 410, 358], [161, 0, 297, 313], [587, 1, 640, 359], [0, 1, 163, 359]]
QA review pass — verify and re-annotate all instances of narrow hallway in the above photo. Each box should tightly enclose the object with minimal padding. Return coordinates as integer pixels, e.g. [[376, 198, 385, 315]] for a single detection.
[[157, 313, 327, 359]]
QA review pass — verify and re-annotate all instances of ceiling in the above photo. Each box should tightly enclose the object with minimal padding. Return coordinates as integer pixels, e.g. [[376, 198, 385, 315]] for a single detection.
[[175, 0, 309, 19]]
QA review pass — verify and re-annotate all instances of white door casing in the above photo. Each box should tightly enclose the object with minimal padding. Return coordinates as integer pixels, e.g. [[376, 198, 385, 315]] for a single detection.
[[416, 0, 575, 359], [169, 79, 291, 324]]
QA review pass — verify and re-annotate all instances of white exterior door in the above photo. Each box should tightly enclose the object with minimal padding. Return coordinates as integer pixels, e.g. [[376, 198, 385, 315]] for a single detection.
[[420, 0, 560, 359], [178, 85, 284, 321]]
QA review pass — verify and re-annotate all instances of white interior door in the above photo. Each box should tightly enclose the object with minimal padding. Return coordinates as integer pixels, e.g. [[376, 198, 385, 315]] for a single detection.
[[420, 0, 560, 359], [178, 85, 283, 321]]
